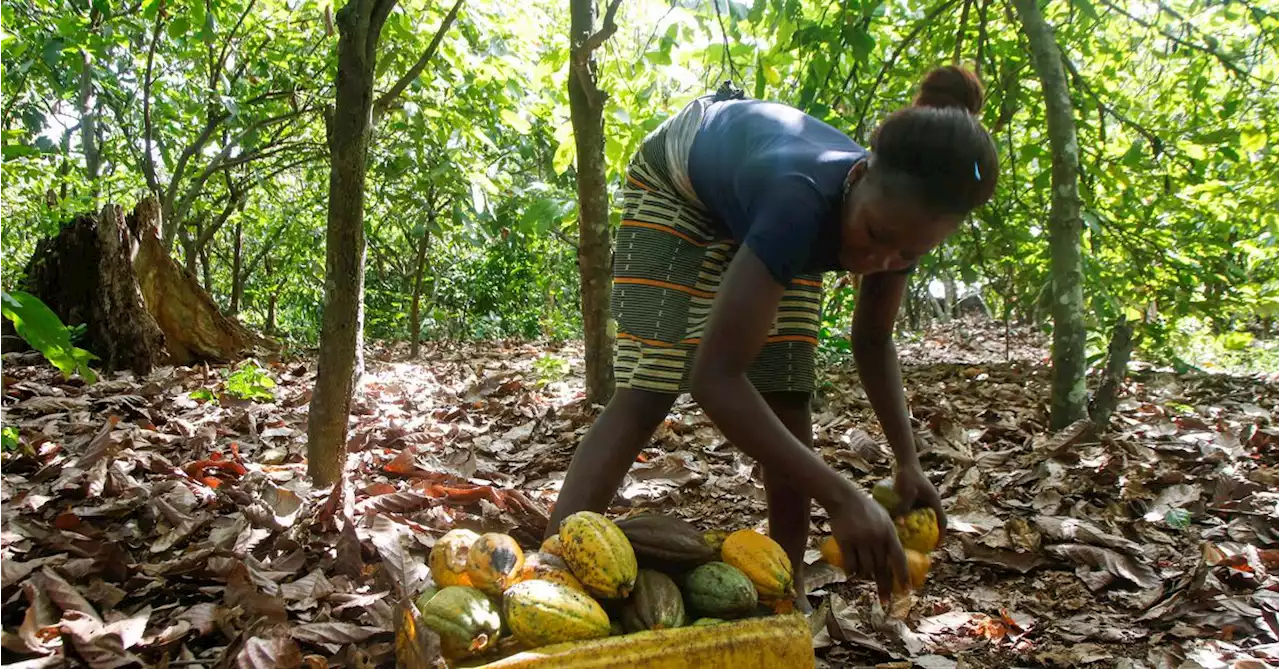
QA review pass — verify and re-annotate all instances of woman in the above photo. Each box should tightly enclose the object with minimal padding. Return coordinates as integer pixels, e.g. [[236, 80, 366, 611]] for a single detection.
[[547, 66, 999, 603]]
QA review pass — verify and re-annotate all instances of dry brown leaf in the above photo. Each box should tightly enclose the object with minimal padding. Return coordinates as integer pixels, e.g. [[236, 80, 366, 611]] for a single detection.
[[1034, 516, 1144, 557], [36, 566, 101, 622], [354, 491, 436, 515], [955, 537, 1051, 573], [3, 556, 64, 588], [236, 632, 303, 669], [366, 513, 427, 595], [58, 610, 141, 669], [175, 603, 221, 638], [280, 569, 336, 605], [335, 518, 364, 581], [289, 622, 384, 646], [1047, 543, 1162, 590]]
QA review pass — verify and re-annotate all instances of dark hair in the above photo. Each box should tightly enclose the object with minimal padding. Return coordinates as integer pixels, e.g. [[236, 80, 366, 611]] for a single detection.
[[868, 66, 999, 215]]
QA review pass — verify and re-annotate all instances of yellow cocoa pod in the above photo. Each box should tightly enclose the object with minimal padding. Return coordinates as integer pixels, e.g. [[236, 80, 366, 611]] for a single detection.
[[895, 508, 940, 553], [819, 537, 931, 592], [429, 529, 480, 588], [720, 529, 794, 601], [540, 535, 564, 557], [511, 552, 585, 593], [897, 549, 931, 592], [466, 533, 525, 596], [818, 535, 843, 571], [503, 579, 611, 648], [703, 530, 728, 553], [558, 511, 637, 599]]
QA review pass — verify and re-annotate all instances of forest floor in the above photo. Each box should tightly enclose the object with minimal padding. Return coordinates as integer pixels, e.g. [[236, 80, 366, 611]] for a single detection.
[[2, 318, 1277, 668]]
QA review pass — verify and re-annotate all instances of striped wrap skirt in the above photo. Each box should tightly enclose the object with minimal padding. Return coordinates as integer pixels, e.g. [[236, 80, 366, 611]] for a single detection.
[[611, 94, 824, 396]]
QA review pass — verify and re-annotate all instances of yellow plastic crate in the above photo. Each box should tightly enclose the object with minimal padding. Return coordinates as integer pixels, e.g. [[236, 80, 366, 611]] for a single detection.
[[467, 614, 814, 669]]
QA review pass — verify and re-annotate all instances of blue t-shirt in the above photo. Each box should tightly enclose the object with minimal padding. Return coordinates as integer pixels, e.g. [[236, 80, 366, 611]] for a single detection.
[[687, 99, 866, 285]]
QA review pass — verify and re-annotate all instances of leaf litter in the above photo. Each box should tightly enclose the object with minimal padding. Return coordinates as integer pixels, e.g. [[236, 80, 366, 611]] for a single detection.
[[1, 320, 1276, 668]]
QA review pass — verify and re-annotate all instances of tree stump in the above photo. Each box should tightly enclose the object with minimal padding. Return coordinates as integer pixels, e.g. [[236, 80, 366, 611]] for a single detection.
[[14, 198, 271, 375], [128, 198, 265, 366], [17, 203, 165, 374]]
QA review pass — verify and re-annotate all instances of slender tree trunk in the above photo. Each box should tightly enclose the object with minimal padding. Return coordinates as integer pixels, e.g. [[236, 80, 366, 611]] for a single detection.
[[568, 0, 621, 405], [79, 49, 100, 196], [200, 244, 213, 294], [306, 0, 392, 486], [943, 272, 958, 321], [1089, 316, 1134, 428], [230, 218, 244, 315], [1014, 0, 1087, 429], [408, 225, 431, 358], [180, 225, 198, 275], [264, 255, 278, 336]]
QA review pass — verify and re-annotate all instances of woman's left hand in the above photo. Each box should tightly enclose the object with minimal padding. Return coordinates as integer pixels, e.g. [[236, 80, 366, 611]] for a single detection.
[[893, 465, 947, 534]]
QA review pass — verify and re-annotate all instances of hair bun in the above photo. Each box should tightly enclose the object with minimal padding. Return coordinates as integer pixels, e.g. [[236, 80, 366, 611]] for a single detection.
[[913, 66, 985, 115]]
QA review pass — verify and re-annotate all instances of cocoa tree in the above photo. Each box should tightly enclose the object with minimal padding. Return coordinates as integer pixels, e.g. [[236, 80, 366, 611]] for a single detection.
[[568, 0, 623, 406], [1013, 0, 1087, 429], [307, 0, 464, 486]]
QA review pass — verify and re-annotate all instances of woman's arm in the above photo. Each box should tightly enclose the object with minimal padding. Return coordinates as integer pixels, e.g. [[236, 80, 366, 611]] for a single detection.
[[691, 248, 906, 597], [690, 248, 851, 510], [851, 271, 946, 528]]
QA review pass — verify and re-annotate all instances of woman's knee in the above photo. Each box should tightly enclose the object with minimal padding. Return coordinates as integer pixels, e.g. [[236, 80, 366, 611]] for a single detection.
[[762, 391, 813, 443], [607, 388, 676, 433]]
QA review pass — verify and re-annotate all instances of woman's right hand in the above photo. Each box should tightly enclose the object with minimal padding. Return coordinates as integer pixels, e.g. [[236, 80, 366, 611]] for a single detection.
[[827, 485, 909, 602]]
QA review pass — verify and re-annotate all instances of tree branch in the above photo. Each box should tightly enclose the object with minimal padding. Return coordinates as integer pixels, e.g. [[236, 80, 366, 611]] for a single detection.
[[953, 0, 973, 64], [1096, 0, 1268, 86], [1060, 55, 1165, 157], [575, 0, 623, 59], [569, 0, 623, 110], [373, 0, 465, 119], [162, 115, 227, 217], [142, 6, 165, 194], [974, 0, 993, 78], [851, 0, 960, 138], [167, 111, 314, 235], [213, 0, 258, 91]]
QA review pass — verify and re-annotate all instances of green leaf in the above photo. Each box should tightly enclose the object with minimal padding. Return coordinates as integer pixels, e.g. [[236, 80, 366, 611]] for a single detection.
[[500, 109, 531, 134], [1, 291, 98, 383], [224, 361, 275, 402], [201, 10, 217, 44], [1, 426, 18, 452], [168, 16, 191, 40], [1164, 508, 1191, 529], [2, 143, 40, 159]]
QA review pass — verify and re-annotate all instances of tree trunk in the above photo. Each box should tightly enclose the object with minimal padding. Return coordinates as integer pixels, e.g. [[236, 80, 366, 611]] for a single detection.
[[200, 243, 213, 295], [1015, 0, 1087, 429], [264, 255, 278, 336], [942, 272, 957, 321], [230, 218, 244, 315], [408, 225, 431, 358], [568, 0, 620, 406], [306, 0, 391, 486], [1089, 316, 1134, 429], [79, 49, 100, 193]]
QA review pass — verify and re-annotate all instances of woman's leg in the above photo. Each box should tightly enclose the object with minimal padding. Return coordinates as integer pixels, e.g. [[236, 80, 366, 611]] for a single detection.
[[545, 388, 677, 538], [761, 390, 815, 610]]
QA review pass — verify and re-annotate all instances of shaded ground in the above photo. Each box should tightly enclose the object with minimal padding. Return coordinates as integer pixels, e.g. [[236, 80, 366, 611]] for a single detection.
[[2, 318, 1276, 667]]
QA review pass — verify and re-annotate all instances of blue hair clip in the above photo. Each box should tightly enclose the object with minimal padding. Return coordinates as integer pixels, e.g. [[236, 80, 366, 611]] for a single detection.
[[973, 161, 982, 180]]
